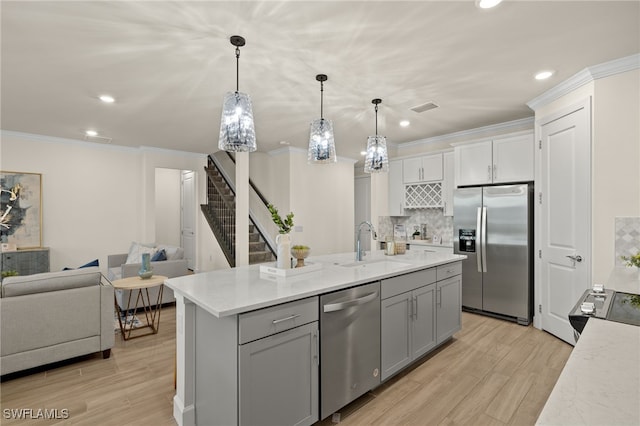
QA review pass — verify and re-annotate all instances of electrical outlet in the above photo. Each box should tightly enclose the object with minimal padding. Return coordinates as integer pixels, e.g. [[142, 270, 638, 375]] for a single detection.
[[294, 225, 303, 232]]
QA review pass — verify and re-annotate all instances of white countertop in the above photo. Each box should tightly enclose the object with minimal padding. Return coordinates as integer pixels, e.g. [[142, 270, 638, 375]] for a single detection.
[[165, 250, 465, 318], [536, 266, 640, 425]]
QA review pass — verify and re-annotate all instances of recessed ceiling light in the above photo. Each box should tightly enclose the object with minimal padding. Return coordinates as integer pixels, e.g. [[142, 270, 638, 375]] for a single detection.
[[279, 140, 290, 145], [360, 151, 367, 156], [99, 94, 115, 103], [535, 70, 555, 80], [85, 130, 98, 137], [476, 0, 503, 9], [399, 120, 410, 127]]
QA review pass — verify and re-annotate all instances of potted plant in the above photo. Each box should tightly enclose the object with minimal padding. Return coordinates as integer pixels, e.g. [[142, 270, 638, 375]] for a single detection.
[[621, 251, 640, 269], [291, 245, 310, 268], [267, 204, 294, 269]]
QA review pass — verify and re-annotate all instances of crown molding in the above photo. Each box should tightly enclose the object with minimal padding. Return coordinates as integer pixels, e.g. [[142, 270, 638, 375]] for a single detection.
[[527, 53, 640, 111], [397, 117, 534, 151], [1, 129, 207, 159]]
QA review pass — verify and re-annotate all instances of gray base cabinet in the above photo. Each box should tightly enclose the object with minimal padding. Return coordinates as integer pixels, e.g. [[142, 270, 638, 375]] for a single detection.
[[239, 322, 319, 426], [381, 262, 462, 382], [437, 276, 462, 343]]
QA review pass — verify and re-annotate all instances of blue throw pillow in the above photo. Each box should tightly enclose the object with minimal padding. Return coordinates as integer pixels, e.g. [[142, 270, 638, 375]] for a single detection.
[[151, 249, 167, 262], [63, 259, 99, 270], [79, 259, 99, 268]]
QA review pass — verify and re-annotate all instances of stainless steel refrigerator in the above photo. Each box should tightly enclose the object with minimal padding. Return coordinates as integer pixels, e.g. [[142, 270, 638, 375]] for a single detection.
[[453, 184, 533, 325]]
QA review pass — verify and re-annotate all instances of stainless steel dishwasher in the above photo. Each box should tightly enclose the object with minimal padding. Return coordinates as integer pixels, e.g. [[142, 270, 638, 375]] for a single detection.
[[320, 281, 381, 420]]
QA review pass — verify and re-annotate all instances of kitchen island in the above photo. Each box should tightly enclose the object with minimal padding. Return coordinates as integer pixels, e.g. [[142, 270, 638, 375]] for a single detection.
[[166, 250, 465, 426], [536, 267, 640, 425]]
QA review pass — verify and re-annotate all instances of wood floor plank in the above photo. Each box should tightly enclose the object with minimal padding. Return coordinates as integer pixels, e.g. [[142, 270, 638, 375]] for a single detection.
[[1, 308, 571, 426]]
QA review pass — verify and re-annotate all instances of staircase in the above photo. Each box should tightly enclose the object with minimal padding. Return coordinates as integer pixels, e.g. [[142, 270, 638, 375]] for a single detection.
[[201, 156, 275, 267]]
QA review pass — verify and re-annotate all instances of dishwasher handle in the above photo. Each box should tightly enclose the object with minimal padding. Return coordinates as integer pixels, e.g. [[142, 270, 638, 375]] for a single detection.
[[323, 291, 379, 313]]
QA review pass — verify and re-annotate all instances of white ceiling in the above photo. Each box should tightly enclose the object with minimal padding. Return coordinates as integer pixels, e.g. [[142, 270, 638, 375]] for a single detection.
[[2, 1, 639, 162]]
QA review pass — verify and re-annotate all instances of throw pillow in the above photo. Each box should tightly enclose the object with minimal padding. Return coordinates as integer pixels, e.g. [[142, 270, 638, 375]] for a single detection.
[[125, 241, 156, 264], [62, 259, 99, 270], [151, 249, 167, 262]]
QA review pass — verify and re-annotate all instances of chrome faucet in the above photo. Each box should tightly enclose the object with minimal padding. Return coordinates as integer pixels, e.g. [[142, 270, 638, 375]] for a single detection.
[[355, 221, 377, 261]]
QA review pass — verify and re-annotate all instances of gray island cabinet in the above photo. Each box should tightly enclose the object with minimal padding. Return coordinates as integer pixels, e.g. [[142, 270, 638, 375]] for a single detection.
[[166, 250, 465, 426]]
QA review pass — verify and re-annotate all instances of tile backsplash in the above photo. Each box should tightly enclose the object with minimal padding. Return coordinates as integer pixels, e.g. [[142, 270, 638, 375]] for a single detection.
[[615, 217, 640, 266], [378, 209, 453, 245]]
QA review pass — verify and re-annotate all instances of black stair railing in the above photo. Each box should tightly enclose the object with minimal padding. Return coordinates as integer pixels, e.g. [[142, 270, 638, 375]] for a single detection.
[[202, 154, 276, 267]]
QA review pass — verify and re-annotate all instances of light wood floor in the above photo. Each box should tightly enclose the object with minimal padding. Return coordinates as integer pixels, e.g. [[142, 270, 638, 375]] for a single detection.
[[0, 307, 572, 426]]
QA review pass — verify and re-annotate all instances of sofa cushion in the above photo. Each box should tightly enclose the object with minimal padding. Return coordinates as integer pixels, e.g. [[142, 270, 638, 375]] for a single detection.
[[125, 241, 156, 264], [1, 267, 102, 298]]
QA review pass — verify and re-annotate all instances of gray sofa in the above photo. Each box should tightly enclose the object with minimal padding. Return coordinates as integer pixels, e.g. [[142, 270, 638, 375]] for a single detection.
[[108, 248, 189, 310], [0, 267, 114, 376]]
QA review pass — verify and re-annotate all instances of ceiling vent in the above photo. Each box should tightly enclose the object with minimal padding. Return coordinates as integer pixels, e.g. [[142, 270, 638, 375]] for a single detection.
[[410, 101, 439, 113], [84, 135, 113, 144]]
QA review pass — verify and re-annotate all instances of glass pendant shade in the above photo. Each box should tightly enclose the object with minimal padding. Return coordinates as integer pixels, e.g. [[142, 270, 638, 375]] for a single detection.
[[364, 135, 389, 173], [219, 91, 256, 152], [308, 118, 336, 163]]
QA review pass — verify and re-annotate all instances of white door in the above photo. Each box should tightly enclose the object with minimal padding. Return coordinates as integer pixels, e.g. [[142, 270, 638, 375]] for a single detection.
[[539, 99, 591, 345], [181, 170, 196, 270]]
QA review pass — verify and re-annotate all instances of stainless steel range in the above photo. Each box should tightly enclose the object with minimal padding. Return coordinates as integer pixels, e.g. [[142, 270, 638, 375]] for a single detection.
[[569, 285, 640, 340]]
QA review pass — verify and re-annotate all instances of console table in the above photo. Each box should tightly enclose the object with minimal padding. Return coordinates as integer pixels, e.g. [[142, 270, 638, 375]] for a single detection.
[[1, 247, 50, 276]]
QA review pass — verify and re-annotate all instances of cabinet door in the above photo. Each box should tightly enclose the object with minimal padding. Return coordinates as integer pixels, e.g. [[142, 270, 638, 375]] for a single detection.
[[381, 293, 412, 381], [492, 134, 534, 183], [411, 284, 436, 359], [455, 141, 492, 186], [442, 152, 454, 216], [388, 160, 404, 216], [421, 153, 443, 182], [436, 276, 462, 344], [402, 157, 423, 183], [239, 322, 319, 426]]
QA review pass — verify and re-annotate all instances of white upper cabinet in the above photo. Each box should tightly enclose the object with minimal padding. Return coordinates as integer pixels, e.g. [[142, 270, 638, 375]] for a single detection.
[[454, 132, 534, 186], [403, 153, 443, 183], [388, 160, 404, 216]]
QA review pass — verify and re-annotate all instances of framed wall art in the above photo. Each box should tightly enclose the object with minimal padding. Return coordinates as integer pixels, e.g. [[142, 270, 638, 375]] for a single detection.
[[0, 171, 42, 248]]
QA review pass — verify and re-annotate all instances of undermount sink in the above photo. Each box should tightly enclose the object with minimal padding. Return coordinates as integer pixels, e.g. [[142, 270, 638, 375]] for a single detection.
[[339, 259, 412, 270]]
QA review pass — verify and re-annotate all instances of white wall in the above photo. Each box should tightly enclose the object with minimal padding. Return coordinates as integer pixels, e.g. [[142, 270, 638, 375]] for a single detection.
[[0, 131, 223, 272], [155, 168, 181, 247], [592, 69, 640, 282]]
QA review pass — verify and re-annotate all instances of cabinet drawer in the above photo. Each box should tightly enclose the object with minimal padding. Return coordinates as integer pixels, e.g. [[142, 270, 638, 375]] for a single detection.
[[239, 297, 318, 344], [381, 268, 436, 300], [436, 262, 462, 281]]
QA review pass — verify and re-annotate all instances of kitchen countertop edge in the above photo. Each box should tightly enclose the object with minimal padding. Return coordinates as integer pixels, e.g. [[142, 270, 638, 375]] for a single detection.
[[165, 251, 466, 318]]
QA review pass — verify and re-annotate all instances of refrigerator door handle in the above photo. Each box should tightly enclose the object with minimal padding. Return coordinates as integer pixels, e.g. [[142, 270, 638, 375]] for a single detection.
[[481, 206, 488, 273], [476, 207, 483, 273]]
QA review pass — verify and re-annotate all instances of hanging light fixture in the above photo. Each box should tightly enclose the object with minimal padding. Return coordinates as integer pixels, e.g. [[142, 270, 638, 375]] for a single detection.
[[219, 35, 256, 152], [364, 98, 389, 173], [308, 74, 336, 163]]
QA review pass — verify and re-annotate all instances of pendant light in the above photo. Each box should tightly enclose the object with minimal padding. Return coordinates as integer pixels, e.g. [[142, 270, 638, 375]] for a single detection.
[[219, 35, 256, 152], [364, 98, 389, 173], [308, 74, 337, 163]]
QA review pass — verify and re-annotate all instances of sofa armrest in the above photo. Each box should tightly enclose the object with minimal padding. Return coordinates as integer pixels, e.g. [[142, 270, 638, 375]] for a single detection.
[[108, 253, 128, 269], [100, 275, 115, 351], [120, 259, 189, 279]]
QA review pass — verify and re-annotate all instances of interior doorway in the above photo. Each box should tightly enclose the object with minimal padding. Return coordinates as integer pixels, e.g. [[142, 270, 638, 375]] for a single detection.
[[155, 168, 196, 270]]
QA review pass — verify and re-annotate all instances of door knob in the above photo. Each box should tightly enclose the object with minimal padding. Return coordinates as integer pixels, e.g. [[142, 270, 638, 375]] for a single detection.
[[566, 255, 583, 262]]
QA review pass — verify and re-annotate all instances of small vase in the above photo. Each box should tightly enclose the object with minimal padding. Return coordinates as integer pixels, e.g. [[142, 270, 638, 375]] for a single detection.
[[276, 233, 292, 269], [139, 252, 153, 279]]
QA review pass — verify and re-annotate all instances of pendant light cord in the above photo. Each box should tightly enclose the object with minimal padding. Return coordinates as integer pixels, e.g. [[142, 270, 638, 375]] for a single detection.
[[320, 80, 324, 120], [235, 46, 240, 92], [375, 104, 378, 136]]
